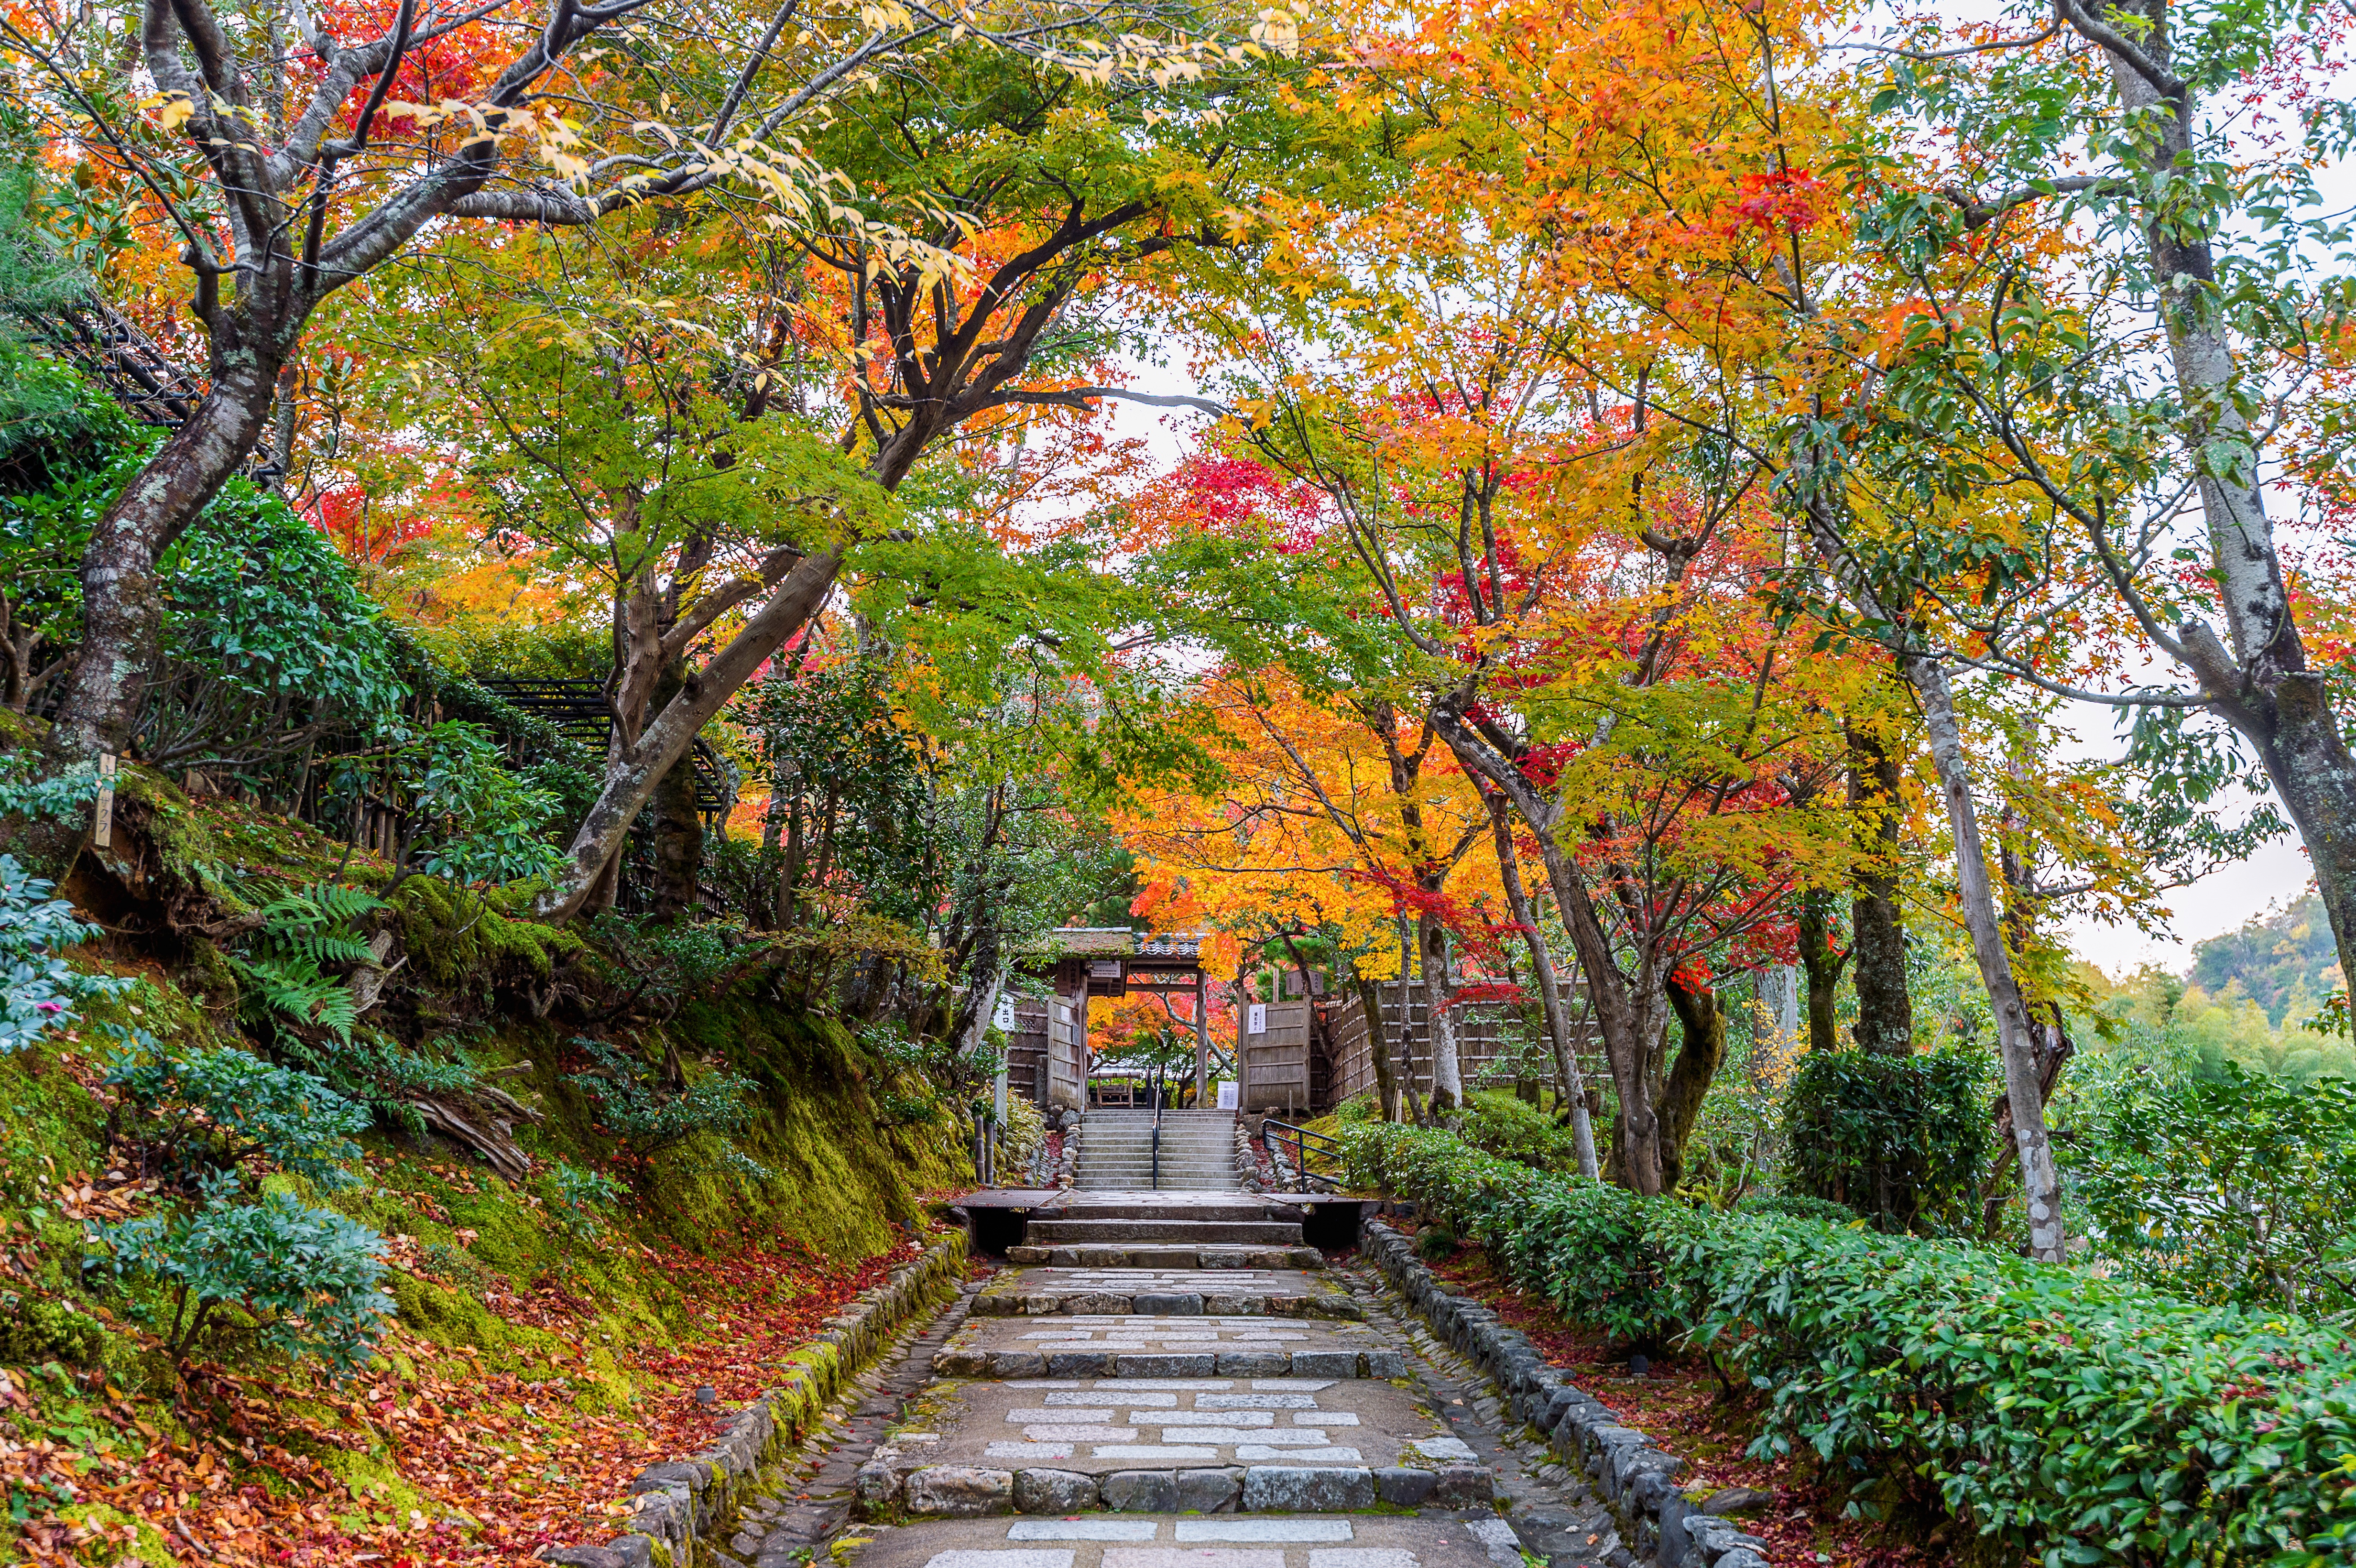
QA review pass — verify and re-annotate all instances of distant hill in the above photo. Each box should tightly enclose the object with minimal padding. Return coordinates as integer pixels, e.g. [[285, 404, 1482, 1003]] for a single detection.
[[2187, 892, 2343, 1024]]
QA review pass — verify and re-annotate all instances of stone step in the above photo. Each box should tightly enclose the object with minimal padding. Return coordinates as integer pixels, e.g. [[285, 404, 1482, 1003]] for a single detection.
[[932, 1343, 1396, 1376], [1030, 1220, 1300, 1245], [870, 1459, 1494, 1517], [966, 1285, 1358, 1319], [1005, 1244, 1325, 1271], [1050, 1199, 1306, 1223]]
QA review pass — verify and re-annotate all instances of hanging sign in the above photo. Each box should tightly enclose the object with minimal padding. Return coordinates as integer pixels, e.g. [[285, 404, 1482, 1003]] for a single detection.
[[1247, 1002, 1267, 1035]]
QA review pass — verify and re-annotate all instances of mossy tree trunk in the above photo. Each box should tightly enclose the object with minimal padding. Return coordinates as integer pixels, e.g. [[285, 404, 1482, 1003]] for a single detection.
[[1657, 970, 1726, 1195], [1847, 713, 1913, 1055]]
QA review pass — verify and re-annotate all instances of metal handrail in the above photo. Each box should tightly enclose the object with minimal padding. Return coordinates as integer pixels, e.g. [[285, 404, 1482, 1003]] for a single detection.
[[1151, 1095, 1163, 1189], [1262, 1119, 1341, 1193]]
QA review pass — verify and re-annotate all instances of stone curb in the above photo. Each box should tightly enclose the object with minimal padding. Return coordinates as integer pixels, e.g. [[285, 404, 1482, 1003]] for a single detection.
[[928, 1346, 1408, 1380], [859, 1459, 1494, 1519], [1357, 1216, 1770, 1568], [1052, 1127, 1079, 1189], [967, 1278, 1349, 1311], [540, 1229, 972, 1568]]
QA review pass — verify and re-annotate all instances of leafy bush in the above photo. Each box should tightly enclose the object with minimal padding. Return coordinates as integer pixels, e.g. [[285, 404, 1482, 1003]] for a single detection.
[[0, 854, 130, 1052], [567, 1036, 770, 1185], [1413, 1224, 1459, 1261], [1780, 1048, 1989, 1233], [547, 1160, 627, 1240], [1342, 1122, 2356, 1565], [1456, 1089, 1587, 1173], [277, 1031, 483, 1135], [1734, 1193, 1857, 1226], [105, 1040, 370, 1190], [2073, 1052, 2356, 1318], [391, 720, 567, 888], [96, 1176, 393, 1375]]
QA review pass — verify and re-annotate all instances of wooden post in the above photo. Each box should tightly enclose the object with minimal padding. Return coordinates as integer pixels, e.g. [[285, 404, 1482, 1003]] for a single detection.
[[1194, 969, 1211, 1108]]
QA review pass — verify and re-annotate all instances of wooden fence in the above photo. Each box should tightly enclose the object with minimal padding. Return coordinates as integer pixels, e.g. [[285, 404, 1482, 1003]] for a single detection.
[[1327, 981, 1602, 1107]]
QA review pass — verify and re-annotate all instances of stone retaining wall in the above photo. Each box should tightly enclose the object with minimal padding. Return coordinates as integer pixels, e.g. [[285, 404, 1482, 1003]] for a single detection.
[[1357, 1216, 1770, 1568], [543, 1229, 972, 1568]]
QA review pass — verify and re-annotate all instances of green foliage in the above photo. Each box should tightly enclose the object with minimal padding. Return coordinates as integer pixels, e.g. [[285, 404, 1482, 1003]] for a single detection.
[[1342, 1122, 2356, 1566], [96, 1175, 393, 1376], [104, 1038, 370, 1191], [0, 758, 101, 823], [567, 1036, 770, 1187], [227, 882, 385, 1041], [2072, 1051, 2356, 1319], [388, 720, 567, 888], [0, 854, 131, 1053], [1454, 1089, 1586, 1174], [1781, 1049, 1989, 1234], [1734, 1193, 1857, 1225], [546, 1160, 627, 1241], [0, 390, 405, 765], [278, 1032, 482, 1136]]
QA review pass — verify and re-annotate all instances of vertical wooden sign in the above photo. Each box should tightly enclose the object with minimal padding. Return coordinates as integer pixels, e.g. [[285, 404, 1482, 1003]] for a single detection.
[[92, 753, 118, 849]]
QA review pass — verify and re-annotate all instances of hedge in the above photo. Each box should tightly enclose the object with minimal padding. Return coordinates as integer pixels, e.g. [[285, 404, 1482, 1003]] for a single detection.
[[1341, 1122, 2356, 1567]]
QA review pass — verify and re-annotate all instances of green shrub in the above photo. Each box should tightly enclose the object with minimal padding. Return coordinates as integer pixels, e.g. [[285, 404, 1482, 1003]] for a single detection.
[[1780, 1048, 1988, 1233], [1413, 1224, 1459, 1261], [547, 1159, 627, 1240], [2073, 1053, 2356, 1318], [0, 855, 131, 1053], [568, 1036, 770, 1185], [1457, 1089, 1586, 1173], [96, 1176, 393, 1375], [105, 1039, 369, 1190], [1734, 1193, 1857, 1225], [1341, 1121, 2356, 1565], [999, 1093, 1047, 1167]]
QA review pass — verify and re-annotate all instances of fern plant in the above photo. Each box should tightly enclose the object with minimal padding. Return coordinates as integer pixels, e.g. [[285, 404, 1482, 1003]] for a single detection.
[[227, 881, 384, 1041]]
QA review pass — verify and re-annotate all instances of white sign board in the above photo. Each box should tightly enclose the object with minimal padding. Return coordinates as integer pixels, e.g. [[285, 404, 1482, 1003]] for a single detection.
[[1216, 1080, 1237, 1109], [1247, 1003, 1267, 1035], [993, 992, 1017, 1032]]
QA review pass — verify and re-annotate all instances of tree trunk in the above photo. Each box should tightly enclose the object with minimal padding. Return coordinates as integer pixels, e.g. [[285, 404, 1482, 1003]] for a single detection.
[[1427, 705, 1672, 1193], [539, 547, 842, 920], [1909, 651, 2067, 1263], [644, 746, 704, 922], [1796, 892, 1846, 1054], [2087, 22, 2356, 997], [1658, 970, 1727, 1194], [1353, 976, 1401, 1122], [1419, 915, 1463, 1112], [46, 370, 282, 758], [1486, 792, 1599, 1176], [1846, 713, 1913, 1055]]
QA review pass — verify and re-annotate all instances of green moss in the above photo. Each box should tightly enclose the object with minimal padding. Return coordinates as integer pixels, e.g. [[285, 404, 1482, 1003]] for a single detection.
[[391, 876, 584, 991]]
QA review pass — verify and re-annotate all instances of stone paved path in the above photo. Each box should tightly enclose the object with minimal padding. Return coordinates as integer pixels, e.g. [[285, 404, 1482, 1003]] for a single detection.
[[731, 1250, 1642, 1568]]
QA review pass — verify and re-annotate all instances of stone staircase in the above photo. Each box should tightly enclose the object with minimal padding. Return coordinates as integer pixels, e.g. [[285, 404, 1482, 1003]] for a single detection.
[[1074, 1108, 1237, 1191], [1018, 1192, 1320, 1270]]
